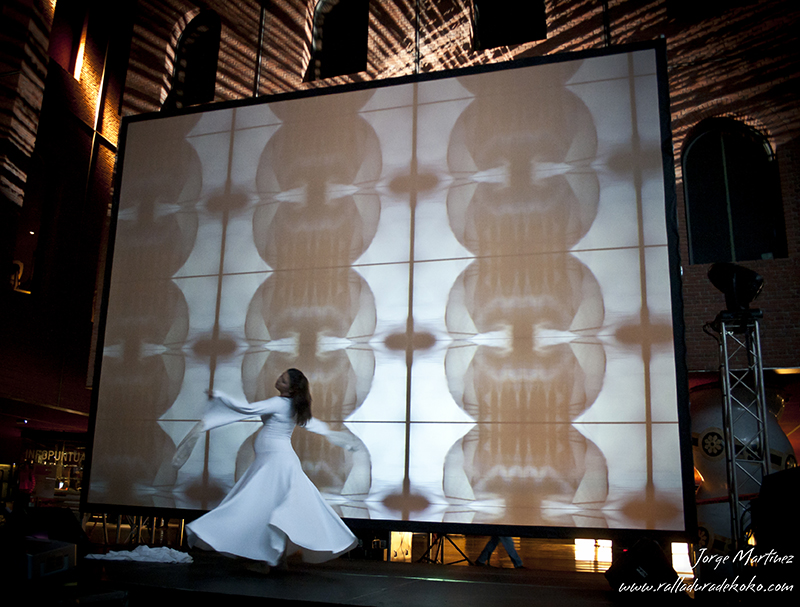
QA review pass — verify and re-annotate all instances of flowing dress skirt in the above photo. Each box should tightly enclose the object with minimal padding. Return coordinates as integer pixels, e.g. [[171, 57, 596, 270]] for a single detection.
[[186, 434, 357, 565]]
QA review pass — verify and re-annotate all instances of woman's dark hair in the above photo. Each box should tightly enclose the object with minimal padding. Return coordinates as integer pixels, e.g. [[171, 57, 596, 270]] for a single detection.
[[285, 368, 312, 426]]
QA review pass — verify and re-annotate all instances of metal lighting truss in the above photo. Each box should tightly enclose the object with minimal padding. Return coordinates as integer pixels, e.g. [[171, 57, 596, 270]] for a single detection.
[[707, 310, 771, 550]]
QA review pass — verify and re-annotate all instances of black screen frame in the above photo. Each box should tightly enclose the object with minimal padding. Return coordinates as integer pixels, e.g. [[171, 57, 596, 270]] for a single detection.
[[81, 39, 695, 544]]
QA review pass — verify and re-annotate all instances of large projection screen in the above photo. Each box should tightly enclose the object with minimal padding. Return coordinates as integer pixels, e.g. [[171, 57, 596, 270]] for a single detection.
[[85, 43, 693, 537]]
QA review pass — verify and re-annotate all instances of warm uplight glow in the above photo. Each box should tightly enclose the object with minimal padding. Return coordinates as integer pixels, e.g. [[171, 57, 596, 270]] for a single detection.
[[774, 368, 800, 375], [671, 542, 694, 579], [390, 531, 413, 562], [44, 0, 57, 22], [73, 19, 88, 80], [574, 539, 612, 572], [694, 467, 704, 492]]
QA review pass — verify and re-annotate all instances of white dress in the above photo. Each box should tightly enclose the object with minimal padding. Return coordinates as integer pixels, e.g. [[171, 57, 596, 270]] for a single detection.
[[184, 394, 358, 565]]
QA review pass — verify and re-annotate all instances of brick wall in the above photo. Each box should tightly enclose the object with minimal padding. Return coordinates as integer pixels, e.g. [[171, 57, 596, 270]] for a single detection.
[[666, 0, 800, 369], [0, 0, 53, 209]]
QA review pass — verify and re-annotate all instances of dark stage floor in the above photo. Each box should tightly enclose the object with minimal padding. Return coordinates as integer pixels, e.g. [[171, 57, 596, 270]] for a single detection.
[[29, 550, 624, 607]]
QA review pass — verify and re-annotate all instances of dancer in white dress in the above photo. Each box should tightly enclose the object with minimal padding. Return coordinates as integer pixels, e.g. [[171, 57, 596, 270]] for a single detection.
[[173, 369, 358, 568]]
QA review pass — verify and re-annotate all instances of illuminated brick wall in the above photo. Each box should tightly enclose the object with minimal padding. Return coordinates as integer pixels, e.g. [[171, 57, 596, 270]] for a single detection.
[[0, 0, 54, 209], [664, 2, 800, 370]]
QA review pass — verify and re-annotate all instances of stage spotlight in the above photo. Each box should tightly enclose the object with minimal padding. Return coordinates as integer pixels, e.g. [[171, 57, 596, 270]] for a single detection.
[[707, 263, 764, 313]]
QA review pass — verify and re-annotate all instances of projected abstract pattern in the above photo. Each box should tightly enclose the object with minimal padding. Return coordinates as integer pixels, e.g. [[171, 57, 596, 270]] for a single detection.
[[89, 49, 685, 531]]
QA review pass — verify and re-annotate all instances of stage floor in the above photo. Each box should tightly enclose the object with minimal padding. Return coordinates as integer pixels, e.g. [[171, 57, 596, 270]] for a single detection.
[[68, 551, 621, 607]]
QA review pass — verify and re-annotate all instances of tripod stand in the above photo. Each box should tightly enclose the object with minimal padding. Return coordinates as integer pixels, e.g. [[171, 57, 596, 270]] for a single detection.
[[417, 534, 472, 565]]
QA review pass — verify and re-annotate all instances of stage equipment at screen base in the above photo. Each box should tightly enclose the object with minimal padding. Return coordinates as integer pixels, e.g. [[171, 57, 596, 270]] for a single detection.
[[82, 513, 186, 548], [750, 467, 800, 598], [751, 467, 800, 547], [349, 530, 389, 561], [604, 539, 686, 599], [417, 534, 472, 566]]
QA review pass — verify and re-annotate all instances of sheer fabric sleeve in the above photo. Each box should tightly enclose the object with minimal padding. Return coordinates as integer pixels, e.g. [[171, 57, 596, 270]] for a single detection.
[[172, 393, 288, 469], [304, 417, 361, 451], [201, 392, 287, 429]]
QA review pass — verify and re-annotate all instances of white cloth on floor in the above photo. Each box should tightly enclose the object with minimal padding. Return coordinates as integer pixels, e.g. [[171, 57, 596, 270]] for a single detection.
[[185, 394, 357, 565], [85, 545, 193, 563]]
